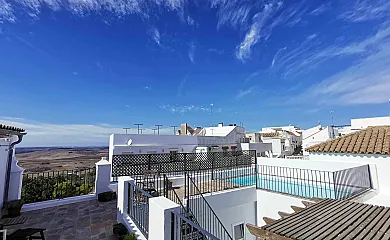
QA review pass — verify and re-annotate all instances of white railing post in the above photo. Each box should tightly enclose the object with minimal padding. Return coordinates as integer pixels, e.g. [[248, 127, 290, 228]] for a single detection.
[[95, 157, 112, 197], [148, 197, 180, 240], [117, 177, 133, 223]]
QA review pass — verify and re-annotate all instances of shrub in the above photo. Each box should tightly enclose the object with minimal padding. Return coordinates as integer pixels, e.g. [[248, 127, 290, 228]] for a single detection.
[[113, 223, 128, 239], [52, 181, 78, 198], [123, 233, 137, 240]]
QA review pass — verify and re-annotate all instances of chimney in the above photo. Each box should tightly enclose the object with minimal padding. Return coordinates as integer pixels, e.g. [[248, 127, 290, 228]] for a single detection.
[[218, 122, 223, 127], [181, 123, 188, 135]]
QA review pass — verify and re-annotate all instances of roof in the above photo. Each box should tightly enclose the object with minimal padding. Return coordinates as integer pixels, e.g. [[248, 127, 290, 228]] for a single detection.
[[306, 125, 390, 155], [247, 198, 390, 240], [260, 132, 279, 138], [0, 124, 25, 134]]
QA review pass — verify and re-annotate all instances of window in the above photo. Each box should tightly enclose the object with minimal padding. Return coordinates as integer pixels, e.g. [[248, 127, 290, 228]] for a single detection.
[[233, 223, 245, 240]]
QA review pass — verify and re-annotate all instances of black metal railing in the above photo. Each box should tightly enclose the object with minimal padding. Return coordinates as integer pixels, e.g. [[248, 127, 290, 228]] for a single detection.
[[128, 181, 152, 238], [226, 164, 372, 200], [21, 167, 96, 204], [171, 211, 220, 240], [184, 173, 233, 240], [253, 165, 334, 199], [112, 150, 256, 177], [333, 164, 372, 199]]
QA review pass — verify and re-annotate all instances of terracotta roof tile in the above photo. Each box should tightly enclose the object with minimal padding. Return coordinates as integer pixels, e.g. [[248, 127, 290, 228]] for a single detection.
[[260, 132, 279, 137], [306, 125, 390, 155], [0, 124, 25, 133]]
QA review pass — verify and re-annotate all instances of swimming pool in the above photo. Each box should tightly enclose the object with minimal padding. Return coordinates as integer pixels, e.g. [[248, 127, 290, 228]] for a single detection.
[[229, 175, 351, 199]]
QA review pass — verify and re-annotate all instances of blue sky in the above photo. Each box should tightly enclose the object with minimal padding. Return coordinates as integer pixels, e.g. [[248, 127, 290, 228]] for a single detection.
[[0, 0, 390, 146]]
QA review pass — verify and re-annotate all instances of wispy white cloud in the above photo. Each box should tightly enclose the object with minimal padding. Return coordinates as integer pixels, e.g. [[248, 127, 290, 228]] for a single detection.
[[235, 1, 308, 62], [159, 104, 213, 114], [144, 86, 151, 90], [214, 1, 255, 30], [208, 48, 224, 54], [236, 87, 255, 99], [188, 42, 195, 63], [150, 26, 161, 46], [271, 47, 286, 67], [0, 0, 16, 23], [187, 16, 195, 26], [72, 71, 78, 75], [339, 0, 390, 22], [177, 75, 189, 97], [274, 24, 390, 78], [236, 3, 280, 62], [310, 3, 329, 16], [295, 24, 390, 105], [0, 117, 173, 146]]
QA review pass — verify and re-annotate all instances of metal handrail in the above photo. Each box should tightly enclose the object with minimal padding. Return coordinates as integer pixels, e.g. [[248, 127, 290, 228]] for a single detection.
[[172, 211, 220, 240], [129, 180, 153, 198], [187, 173, 233, 240]]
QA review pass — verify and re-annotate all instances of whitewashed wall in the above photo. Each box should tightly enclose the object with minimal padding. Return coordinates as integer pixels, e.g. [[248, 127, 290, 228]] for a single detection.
[[257, 157, 363, 171], [198, 186, 257, 240], [256, 190, 308, 226], [309, 153, 386, 192], [0, 138, 10, 211]]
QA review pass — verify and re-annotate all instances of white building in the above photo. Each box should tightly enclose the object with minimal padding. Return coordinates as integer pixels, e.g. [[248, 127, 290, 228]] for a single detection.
[[307, 125, 390, 206], [302, 125, 338, 154], [109, 123, 272, 161], [260, 126, 302, 157], [337, 116, 390, 136], [0, 124, 26, 216]]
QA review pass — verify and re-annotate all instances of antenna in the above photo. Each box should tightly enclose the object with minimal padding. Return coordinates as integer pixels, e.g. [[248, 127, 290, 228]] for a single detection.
[[152, 128, 157, 135], [171, 126, 178, 135], [155, 124, 163, 135], [123, 127, 131, 134], [134, 123, 143, 134], [140, 128, 145, 134]]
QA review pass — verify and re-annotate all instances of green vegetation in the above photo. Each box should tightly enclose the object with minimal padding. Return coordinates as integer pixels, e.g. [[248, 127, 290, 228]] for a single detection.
[[123, 233, 137, 240], [21, 169, 96, 203]]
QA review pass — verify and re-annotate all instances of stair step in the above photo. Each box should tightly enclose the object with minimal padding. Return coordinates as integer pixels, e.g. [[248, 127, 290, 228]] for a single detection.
[[263, 217, 277, 225], [278, 211, 291, 218], [302, 200, 316, 207], [310, 197, 323, 203], [291, 205, 304, 213]]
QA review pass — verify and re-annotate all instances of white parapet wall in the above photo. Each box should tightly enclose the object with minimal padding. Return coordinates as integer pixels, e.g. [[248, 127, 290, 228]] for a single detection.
[[197, 186, 258, 240], [149, 197, 180, 240], [256, 189, 309, 226]]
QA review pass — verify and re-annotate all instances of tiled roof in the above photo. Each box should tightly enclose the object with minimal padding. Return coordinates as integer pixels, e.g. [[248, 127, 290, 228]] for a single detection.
[[0, 124, 25, 133], [306, 125, 390, 155], [247, 199, 390, 240], [260, 132, 279, 137]]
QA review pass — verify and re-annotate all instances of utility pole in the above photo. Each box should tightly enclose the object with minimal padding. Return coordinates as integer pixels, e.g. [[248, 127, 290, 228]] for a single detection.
[[123, 127, 131, 134], [210, 103, 213, 127], [330, 111, 335, 138], [171, 126, 178, 135], [152, 128, 157, 135], [134, 123, 143, 134], [155, 124, 163, 135], [140, 128, 145, 134]]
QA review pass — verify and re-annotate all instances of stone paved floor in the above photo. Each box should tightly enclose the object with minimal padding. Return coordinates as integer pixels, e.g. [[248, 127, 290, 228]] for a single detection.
[[5, 199, 117, 240]]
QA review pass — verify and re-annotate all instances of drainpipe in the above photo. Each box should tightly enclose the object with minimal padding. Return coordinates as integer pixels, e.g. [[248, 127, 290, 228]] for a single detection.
[[3, 134, 24, 206]]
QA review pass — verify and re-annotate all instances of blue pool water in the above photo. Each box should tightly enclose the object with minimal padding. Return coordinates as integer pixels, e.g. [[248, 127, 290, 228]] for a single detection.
[[229, 175, 351, 199]]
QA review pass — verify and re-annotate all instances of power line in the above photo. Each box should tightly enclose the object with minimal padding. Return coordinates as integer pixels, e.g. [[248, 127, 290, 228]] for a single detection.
[[155, 124, 163, 135], [134, 123, 143, 134]]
